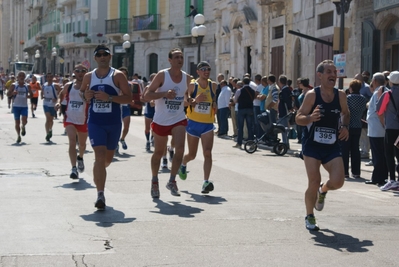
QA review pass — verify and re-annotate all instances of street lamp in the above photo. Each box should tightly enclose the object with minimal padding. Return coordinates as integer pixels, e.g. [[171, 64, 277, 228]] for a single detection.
[[51, 47, 57, 75], [191, 14, 207, 63], [332, 0, 352, 89], [35, 49, 40, 74], [122, 33, 131, 68], [24, 52, 29, 62]]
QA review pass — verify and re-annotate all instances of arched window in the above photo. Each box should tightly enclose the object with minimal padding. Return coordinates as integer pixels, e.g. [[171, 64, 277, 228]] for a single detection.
[[386, 20, 399, 42]]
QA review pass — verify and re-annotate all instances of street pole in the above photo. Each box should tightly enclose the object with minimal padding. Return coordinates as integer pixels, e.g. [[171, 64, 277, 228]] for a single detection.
[[339, 0, 345, 89], [197, 35, 203, 63]]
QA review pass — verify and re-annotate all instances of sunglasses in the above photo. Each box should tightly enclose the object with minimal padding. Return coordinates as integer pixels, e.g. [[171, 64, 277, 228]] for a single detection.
[[199, 67, 211, 72], [95, 52, 110, 58], [74, 69, 87, 73]]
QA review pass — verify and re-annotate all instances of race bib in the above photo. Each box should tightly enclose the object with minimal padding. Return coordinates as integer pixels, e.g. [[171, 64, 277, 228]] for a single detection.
[[165, 100, 182, 113], [93, 99, 112, 113], [314, 127, 336, 144], [69, 100, 84, 112], [194, 102, 211, 114]]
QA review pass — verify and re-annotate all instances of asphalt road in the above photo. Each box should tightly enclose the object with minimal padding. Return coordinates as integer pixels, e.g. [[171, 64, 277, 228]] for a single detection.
[[1, 99, 398, 267]]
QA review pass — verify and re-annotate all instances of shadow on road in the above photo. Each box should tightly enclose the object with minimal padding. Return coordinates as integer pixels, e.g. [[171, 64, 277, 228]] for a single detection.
[[80, 206, 136, 227], [310, 229, 373, 252], [54, 178, 95, 191], [150, 199, 204, 218], [181, 190, 227, 205]]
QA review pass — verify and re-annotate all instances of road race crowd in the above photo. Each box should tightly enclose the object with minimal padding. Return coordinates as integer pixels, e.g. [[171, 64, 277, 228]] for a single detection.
[[1, 45, 398, 231]]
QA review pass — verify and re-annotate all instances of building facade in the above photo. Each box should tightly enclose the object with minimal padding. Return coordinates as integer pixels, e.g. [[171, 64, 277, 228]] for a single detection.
[[1, 0, 399, 86]]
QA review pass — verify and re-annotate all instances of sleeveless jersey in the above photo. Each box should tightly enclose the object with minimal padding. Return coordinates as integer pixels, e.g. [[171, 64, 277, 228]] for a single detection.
[[303, 87, 341, 147], [88, 67, 122, 125], [65, 83, 88, 125], [13, 83, 28, 108], [30, 81, 40, 98], [42, 83, 57, 107], [186, 81, 215, 123], [153, 69, 187, 126]]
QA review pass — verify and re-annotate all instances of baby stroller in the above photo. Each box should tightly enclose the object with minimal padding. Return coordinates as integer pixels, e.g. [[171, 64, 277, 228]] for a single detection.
[[244, 110, 294, 156]]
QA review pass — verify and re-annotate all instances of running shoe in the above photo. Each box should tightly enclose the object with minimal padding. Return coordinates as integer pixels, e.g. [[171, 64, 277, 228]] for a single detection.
[[115, 144, 119, 155], [32, 113, 35, 118], [120, 139, 127, 150], [305, 215, 319, 231], [48, 129, 52, 139], [77, 156, 85, 173], [146, 141, 151, 151], [178, 165, 187, 180], [380, 180, 399, 191], [95, 193, 106, 210], [166, 181, 180, 196], [70, 167, 79, 179], [21, 125, 26, 136], [161, 158, 168, 169], [314, 183, 327, 211], [16, 135, 21, 143], [168, 147, 174, 162], [151, 182, 160, 198], [201, 181, 214, 194], [365, 160, 373, 166]]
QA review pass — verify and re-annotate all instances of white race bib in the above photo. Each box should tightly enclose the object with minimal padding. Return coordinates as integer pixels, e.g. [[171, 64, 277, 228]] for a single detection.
[[194, 102, 211, 114], [313, 127, 336, 144], [93, 100, 112, 113], [69, 100, 84, 112], [165, 100, 182, 113]]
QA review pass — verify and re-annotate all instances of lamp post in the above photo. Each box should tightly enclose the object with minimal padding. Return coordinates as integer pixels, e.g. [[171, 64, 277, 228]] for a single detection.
[[24, 52, 29, 62], [51, 47, 57, 75], [122, 33, 131, 69], [35, 49, 40, 74], [191, 14, 207, 63], [332, 0, 352, 89]]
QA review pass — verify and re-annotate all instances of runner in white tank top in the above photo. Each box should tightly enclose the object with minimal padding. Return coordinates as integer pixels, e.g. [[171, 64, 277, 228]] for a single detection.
[[7, 71, 33, 143], [55, 65, 89, 181], [143, 48, 192, 199]]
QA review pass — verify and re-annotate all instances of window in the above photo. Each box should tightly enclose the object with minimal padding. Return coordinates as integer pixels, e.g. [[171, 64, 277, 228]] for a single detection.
[[273, 25, 284, 39], [319, 11, 333, 29]]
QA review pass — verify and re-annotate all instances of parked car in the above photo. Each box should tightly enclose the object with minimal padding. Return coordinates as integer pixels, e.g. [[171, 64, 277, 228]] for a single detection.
[[129, 81, 143, 115]]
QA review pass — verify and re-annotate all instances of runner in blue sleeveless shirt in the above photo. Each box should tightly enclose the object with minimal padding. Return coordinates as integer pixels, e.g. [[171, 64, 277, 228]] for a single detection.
[[80, 45, 132, 210], [296, 59, 350, 231]]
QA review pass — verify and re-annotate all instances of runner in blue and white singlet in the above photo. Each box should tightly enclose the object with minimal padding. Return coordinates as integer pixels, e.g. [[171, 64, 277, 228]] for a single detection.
[[88, 67, 122, 125]]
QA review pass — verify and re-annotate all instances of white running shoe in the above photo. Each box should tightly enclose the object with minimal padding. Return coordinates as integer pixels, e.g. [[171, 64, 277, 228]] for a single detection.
[[380, 180, 399, 191]]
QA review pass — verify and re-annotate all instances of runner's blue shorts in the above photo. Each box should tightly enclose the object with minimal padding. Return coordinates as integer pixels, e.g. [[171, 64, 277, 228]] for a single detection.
[[186, 120, 215, 138], [302, 143, 342, 164], [88, 123, 122, 150], [122, 105, 130, 118], [13, 106, 28, 120]]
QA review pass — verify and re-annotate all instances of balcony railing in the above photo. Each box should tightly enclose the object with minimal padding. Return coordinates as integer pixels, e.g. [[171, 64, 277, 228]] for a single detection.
[[133, 14, 161, 31], [58, 0, 75, 6], [105, 18, 131, 34], [76, 0, 90, 12], [42, 23, 61, 35], [57, 32, 75, 45]]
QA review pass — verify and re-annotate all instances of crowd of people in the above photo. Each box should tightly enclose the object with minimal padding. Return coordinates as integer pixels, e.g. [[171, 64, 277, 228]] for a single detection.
[[2, 46, 399, 232]]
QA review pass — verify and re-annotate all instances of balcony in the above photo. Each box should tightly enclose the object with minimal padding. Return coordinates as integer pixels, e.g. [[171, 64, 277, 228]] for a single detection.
[[33, 0, 43, 9], [75, 34, 107, 47], [58, 0, 75, 6], [133, 14, 161, 32], [42, 23, 61, 36], [57, 32, 75, 47], [24, 37, 38, 50], [76, 0, 90, 12], [258, 0, 284, 5], [105, 18, 131, 39]]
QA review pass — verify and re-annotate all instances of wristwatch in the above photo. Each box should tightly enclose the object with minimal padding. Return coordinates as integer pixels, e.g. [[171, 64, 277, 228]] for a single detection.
[[108, 95, 113, 102], [340, 125, 348, 129]]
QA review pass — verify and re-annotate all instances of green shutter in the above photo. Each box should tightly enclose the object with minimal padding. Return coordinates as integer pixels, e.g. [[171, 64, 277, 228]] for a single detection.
[[120, 0, 128, 32], [148, 0, 157, 14], [197, 0, 204, 14]]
